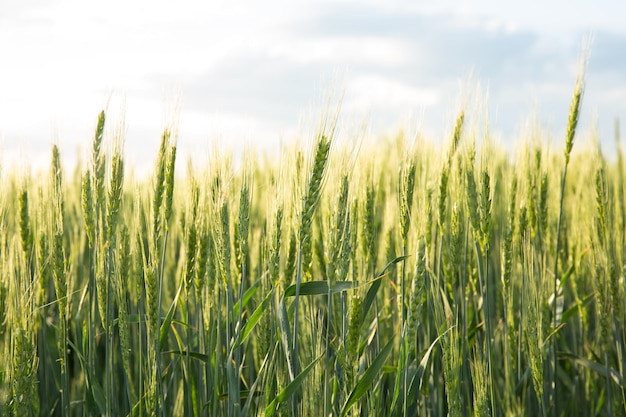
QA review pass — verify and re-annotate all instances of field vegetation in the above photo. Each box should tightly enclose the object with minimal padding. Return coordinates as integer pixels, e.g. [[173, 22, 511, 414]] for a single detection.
[[1, 63, 626, 416]]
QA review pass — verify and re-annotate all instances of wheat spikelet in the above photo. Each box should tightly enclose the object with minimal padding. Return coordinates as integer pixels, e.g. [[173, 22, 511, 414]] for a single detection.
[[81, 172, 95, 247], [400, 160, 416, 247], [106, 150, 124, 242], [472, 346, 491, 417], [18, 188, 32, 264], [299, 135, 331, 278], [164, 144, 177, 228], [269, 206, 283, 287], [479, 169, 492, 252]]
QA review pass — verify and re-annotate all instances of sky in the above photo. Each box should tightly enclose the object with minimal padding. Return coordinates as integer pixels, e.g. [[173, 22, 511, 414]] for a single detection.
[[1, 0, 625, 174]]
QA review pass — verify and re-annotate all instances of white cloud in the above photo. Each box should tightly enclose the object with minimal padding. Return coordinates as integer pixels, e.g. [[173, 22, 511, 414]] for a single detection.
[[346, 74, 440, 111], [0, 0, 625, 171]]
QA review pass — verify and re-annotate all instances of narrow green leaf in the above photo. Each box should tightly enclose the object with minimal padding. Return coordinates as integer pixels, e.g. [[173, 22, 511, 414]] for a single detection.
[[283, 280, 354, 297], [265, 353, 323, 417], [407, 329, 450, 401], [163, 350, 210, 363], [560, 352, 623, 385], [390, 338, 408, 413], [235, 288, 274, 348], [561, 293, 593, 325], [277, 297, 295, 381], [558, 262, 575, 289], [243, 344, 275, 415], [160, 279, 183, 351], [233, 279, 259, 318], [67, 337, 106, 415], [362, 256, 409, 322], [341, 337, 395, 417]]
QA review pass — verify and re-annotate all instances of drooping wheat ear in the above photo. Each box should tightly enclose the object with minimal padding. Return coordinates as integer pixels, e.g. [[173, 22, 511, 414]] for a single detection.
[[400, 160, 417, 247]]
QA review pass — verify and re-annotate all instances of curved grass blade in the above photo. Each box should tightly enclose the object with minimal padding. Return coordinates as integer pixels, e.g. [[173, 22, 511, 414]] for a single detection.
[[164, 350, 210, 363], [362, 255, 409, 322], [68, 337, 106, 415], [560, 352, 623, 385], [283, 280, 354, 297], [277, 297, 295, 381], [405, 328, 452, 406], [243, 343, 275, 415], [233, 279, 259, 318], [234, 288, 274, 348], [341, 337, 395, 417], [265, 352, 323, 417], [160, 279, 183, 351]]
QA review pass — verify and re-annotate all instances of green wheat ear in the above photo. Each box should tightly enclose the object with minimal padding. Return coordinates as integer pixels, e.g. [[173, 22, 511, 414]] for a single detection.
[[299, 135, 332, 278], [81, 172, 95, 247], [399, 160, 416, 247], [18, 187, 32, 264], [564, 71, 585, 165]]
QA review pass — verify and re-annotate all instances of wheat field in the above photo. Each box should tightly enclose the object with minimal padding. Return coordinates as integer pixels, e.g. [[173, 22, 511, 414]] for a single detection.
[[1, 65, 625, 417]]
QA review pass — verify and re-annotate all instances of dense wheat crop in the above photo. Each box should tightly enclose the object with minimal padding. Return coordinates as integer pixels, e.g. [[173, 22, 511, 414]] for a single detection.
[[2, 66, 626, 417]]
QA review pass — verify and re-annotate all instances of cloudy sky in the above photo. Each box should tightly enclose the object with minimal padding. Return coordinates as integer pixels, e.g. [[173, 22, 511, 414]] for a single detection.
[[1, 0, 625, 173]]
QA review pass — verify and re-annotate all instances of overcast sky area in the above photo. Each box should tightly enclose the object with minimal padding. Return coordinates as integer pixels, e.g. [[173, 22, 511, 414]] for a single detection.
[[1, 0, 625, 174]]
